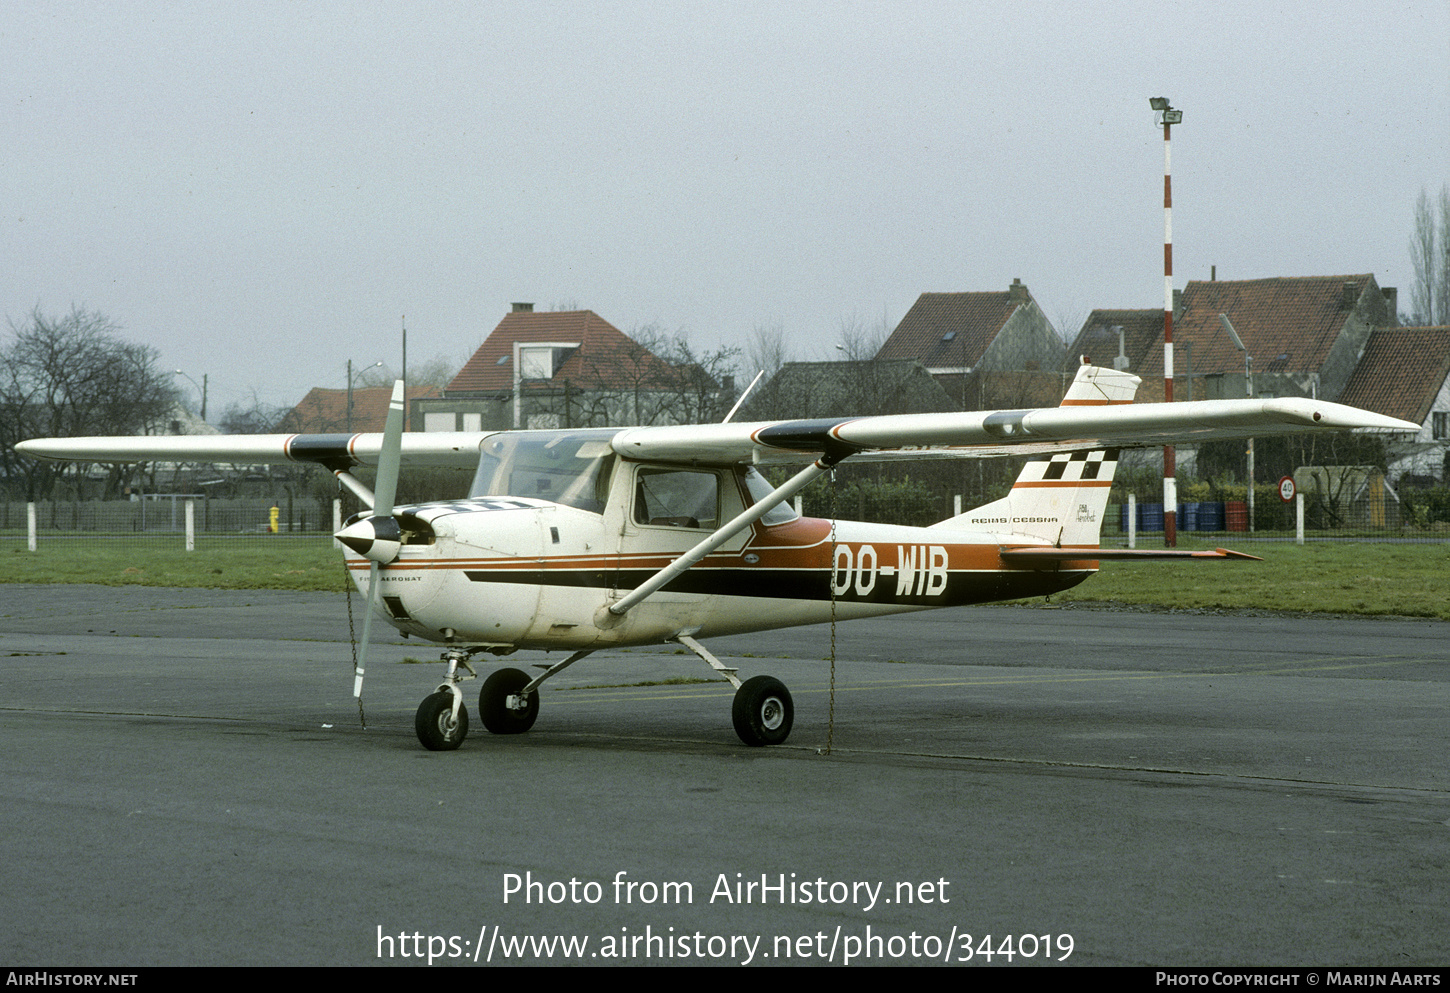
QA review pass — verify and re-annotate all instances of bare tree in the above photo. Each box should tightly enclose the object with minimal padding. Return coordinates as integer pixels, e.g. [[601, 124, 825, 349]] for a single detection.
[[218, 392, 290, 434], [1, 306, 181, 500], [1408, 184, 1450, 325], [742, 321, 793, 421]]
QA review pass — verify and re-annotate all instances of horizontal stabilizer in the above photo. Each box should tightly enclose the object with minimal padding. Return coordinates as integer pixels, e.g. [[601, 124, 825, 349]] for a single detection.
[[1000, 546, 1263, 563]]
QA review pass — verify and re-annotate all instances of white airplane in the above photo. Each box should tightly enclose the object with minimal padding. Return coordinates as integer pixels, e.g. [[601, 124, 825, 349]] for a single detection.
[[16, 363, 1417, 750]]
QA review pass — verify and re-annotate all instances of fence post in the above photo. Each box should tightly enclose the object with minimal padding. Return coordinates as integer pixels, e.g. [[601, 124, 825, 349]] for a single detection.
[[185, 500, 195, 552], [27, 502, 37, 552], [333, 498, 343, 549], [953, 494, 962, 517], [1295, 492, 1304, 545], [1127, 494, 1137, 549]]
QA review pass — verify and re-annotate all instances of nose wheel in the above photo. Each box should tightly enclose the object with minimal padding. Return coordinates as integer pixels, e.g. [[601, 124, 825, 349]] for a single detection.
[[413, 647, 478, 751], [415, 691, 469, 751]]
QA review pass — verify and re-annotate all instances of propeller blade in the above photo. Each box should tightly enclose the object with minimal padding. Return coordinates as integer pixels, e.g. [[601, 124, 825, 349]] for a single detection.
[[354, 561, 380, 697], [352, 379, 406, 700], [373, 380, 405, 518]]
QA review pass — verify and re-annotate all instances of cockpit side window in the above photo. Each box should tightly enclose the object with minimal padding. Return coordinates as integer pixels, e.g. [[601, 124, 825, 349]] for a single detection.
[[634, 468, 720, 530]]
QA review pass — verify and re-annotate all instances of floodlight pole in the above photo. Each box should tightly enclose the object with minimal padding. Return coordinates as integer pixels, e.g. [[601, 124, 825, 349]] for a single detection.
[[1153, 97, 1181, 546], [1219, 313, 1254, 531]]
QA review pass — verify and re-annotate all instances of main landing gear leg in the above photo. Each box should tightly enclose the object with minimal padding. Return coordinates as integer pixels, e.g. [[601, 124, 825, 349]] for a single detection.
[[480, 650, 593, 735], [415, 648, 479, 751], [673, 634, 794, 747]]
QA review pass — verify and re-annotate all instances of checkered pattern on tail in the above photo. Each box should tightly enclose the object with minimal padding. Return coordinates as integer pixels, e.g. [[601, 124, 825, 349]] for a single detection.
[[1013, 449, 1119, 485], [941, 448, 1119, 544]]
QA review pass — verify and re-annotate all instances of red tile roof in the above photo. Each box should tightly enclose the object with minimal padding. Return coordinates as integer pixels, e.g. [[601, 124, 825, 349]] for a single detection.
[[447, 310, 680, 395], [1064, 309, 1164, 373], [1139, 275, 1376, 376], [875, 291, 1024, 368], [279, 384, 439, 434], [1337, 326, 1450, 425]]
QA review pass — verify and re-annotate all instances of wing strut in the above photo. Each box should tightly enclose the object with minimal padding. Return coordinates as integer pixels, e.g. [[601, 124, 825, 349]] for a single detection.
[[333, 470, 377, 510], [604, 454, 843, 619]]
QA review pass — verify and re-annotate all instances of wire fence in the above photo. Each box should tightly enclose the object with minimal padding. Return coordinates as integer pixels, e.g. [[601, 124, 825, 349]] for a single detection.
[[2, 497, 339, 545], [6, 484, 1447, 558]]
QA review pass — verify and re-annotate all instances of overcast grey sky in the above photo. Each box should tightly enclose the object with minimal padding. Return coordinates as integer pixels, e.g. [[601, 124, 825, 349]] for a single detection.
[[5, 0, 1448, 416]]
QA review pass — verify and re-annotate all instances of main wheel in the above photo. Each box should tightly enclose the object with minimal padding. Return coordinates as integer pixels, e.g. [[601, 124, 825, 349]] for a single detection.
[[732, 675, 793, 746], [480, 667, 539, 734], [415, 691, 468, 751]]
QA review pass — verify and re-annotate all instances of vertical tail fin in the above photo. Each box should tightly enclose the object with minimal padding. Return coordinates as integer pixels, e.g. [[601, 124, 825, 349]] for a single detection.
[[1058, 362, 1140, 406], [934, 363, 1138, 544]]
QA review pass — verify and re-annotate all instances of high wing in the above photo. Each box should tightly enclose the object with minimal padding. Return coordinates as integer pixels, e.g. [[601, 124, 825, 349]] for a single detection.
[[15, 432, 485, 469], [16, 369, 1418, 469], [612, 398, 1418, 465]]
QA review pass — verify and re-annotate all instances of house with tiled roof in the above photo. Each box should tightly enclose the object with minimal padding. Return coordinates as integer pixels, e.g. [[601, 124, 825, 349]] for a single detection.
[[874, 279, 1066, 409], [415, 304, 706, 431], [1338, 325, 1450, 481], [1133, 275, 1399, 404], [278, 384, 440, 434], [742, 360, 953, 420], [1062, 309, 1164, 376]]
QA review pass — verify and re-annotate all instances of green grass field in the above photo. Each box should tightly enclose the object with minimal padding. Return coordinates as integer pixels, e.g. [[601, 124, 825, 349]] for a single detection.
[[1050, 540, 1450, 619], [3, 535, 1447, 619], [2, 536, 346, 592]]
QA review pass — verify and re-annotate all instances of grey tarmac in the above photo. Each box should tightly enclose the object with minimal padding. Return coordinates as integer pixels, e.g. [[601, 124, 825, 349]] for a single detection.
[[1, 585, 1446, 967]]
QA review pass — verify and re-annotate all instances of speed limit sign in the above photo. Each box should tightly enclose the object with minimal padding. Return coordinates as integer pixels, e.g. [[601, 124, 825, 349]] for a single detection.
[[1278, 476, 1296, 503]]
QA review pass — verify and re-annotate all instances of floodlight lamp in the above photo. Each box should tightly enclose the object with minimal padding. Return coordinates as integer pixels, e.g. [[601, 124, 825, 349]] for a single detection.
[[1161, 109, 1183, 125], [1149, 97, 1169, 111]]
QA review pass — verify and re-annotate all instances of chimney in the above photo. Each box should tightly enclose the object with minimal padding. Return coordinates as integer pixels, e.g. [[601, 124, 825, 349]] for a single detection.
[[1008, 278, 1028, 304], [1341, 282, 1357, 309], [1381, 286, 1398, 324], [511, 302, 535, 313]]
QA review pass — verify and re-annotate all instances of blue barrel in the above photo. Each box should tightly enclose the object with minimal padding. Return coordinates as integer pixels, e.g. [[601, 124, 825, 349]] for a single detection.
[[1178, 502, 1199, 532], [1139, 502, 1164, 532], [1197, 501, 1225, 531]]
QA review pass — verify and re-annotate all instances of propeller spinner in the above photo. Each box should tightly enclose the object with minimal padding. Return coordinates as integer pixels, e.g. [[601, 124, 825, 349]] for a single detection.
[[335, 514, 402, 564]]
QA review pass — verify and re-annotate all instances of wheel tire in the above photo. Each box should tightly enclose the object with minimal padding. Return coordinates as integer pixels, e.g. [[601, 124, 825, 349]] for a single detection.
[[732, 675, 793, 746], [415, 691, 468, 751], [480, 667, 539, 735]]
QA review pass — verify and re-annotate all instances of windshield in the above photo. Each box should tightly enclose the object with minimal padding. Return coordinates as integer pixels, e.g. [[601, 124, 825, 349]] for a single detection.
[[470, 429, 617, 513]]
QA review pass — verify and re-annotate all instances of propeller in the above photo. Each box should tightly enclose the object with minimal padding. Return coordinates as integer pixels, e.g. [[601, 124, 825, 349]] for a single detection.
[[336, 380, 406, 700]]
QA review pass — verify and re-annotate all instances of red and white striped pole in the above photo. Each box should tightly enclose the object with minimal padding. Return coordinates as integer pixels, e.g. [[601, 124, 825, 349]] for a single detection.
[[1152, 97, 1182, 547]]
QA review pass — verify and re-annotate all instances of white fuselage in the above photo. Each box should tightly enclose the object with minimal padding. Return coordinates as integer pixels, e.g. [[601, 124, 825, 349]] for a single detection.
[[346, 458, 1095, 651]]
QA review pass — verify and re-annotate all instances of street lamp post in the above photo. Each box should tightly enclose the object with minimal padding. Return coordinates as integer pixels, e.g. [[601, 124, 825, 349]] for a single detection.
[[347, 360, 383, 432], [173, 369, 207, 423], [1150, 96, 1182, 546]]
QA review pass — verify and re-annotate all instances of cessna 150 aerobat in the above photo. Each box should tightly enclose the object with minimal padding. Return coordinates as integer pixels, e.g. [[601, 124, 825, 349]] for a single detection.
[[16, 363, 1416, 750]]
